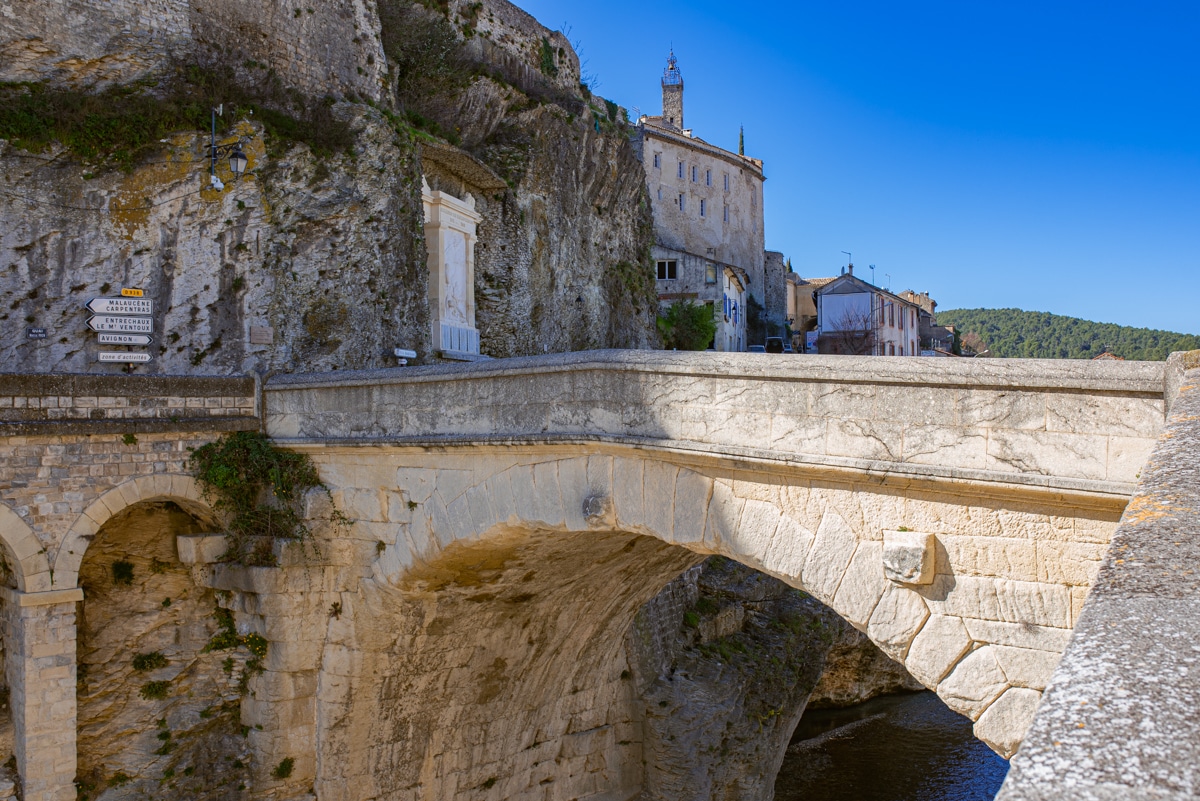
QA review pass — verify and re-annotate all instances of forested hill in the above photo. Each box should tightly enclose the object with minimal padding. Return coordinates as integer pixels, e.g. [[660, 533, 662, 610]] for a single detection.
[[936, 308, 1200, 361]]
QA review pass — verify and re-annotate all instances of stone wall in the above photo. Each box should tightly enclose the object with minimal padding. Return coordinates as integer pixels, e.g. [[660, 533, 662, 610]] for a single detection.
[[451, 0, 580, 94]]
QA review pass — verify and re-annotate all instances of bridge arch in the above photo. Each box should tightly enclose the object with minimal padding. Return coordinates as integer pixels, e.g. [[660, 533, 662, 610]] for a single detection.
[[353, 451, 1034, 761], [0, 502, 52, 593], [53, 473, 214, 590]]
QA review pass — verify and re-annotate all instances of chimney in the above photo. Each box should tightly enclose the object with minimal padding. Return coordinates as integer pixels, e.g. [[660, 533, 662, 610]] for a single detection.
[[848, 263, 854, 276]]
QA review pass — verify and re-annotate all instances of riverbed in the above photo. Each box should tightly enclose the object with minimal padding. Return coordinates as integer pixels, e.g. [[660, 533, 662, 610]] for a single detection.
[[774, 691, 1010, 801]]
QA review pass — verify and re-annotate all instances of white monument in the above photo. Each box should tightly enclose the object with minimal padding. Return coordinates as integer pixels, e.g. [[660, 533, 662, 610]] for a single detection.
[[422, 178, 482, 357]]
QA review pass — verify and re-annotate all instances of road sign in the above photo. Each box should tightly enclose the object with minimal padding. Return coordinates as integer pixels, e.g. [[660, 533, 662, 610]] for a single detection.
[[87, 316, 153, 333], [86, 297, 153, 315], [98, 333, 152, 346], [99, 352, 151, 363], [121, 288, 144, 297], [26, 328, 46, 339]]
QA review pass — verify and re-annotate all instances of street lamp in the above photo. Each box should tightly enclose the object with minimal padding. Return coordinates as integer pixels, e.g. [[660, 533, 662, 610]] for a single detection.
[[209, 104, 250, 191]]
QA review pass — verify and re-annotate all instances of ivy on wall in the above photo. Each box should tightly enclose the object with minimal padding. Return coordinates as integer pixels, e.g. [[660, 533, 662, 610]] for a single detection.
[[188, 431, 349, 566]]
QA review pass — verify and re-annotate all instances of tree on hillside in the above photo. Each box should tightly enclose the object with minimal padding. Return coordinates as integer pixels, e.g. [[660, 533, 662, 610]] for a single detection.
[[936, 308, 1200, 361], [658, 301, 717, 351]]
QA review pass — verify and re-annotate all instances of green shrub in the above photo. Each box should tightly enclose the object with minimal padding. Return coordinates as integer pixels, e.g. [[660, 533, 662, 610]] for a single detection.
[[139, 681, 171, 700], [131, 652, 169, 671], [271, 758, 294, 780], [657, 300, 717, 351], [111, 560, 135, 585]]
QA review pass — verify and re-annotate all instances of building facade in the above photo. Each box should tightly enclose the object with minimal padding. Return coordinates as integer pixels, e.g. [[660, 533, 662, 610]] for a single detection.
[[816, 269, 922, 356], [634, 53, 766, 352]]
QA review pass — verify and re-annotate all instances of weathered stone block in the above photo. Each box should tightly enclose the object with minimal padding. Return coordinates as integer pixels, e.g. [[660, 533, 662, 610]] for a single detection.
[[882, 529, 935, 584], [905, 614, 971, 687], [936, 645, 1009, 720], [176, 534, 227, 564], [973, 686, 1042, 759]]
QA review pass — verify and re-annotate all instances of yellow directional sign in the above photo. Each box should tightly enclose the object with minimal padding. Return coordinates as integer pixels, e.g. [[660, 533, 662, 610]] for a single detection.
[[121, 288, 144, 297]]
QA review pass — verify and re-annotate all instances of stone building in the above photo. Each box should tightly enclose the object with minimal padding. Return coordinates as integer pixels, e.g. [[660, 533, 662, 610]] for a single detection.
[[633, 53, 767, 352]]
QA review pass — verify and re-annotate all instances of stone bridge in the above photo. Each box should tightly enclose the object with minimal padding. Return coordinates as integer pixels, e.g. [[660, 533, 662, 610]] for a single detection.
[[0, 351, 1195, 801]]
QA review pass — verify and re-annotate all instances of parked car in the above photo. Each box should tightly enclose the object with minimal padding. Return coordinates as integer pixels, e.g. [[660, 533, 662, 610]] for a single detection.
[[782, 342, 795, 354], [748, 344, 766, 353], [765, 337, 785, 354]]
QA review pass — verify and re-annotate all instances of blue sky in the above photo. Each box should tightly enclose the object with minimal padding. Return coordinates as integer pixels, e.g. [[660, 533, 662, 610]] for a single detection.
[[517, 0, 1200, 334]]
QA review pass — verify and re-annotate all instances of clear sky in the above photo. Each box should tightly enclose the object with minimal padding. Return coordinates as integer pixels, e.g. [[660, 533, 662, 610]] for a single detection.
[[516, 0, 1200, 334]]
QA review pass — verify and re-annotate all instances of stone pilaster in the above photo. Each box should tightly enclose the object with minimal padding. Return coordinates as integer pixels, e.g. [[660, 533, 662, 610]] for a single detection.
[[0, 588, 84, 801]]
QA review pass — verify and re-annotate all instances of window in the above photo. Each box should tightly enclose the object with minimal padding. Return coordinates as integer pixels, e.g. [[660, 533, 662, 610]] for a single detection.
[[724, 174, 730, 191], [723, 205, 729, 223], [657, 188, 662, 200], [653, 153, 661, 169], [889, 343, 895, 356], [705, 263, 718, 284], [706, 169, 712, 186], [911, 339, 916, 355], [656, 260, 678, 280], [691, 166, 698, 182], [678, 193, 686, 211], [888, 303, 895, 327], [700, 198, 706, 217], [678, 161, 685, 179]]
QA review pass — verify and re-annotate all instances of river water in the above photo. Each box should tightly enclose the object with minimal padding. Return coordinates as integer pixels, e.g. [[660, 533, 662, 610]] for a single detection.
[[774, 691, 1010, 801]]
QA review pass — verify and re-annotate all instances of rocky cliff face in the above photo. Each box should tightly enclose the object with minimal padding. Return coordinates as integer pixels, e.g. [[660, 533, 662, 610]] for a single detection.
[[626, 556, 922, 801], [0, 0, 657, 376]]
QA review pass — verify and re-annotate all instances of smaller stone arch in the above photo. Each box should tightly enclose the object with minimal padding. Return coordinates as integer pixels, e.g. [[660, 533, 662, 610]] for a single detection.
[[53, 474, 214, 590], [0, 503, 52, 593]]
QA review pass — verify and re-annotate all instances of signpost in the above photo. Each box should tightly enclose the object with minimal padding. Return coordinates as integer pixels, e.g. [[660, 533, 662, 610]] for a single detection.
[[99, 352, 151, 363], [86, 297, 154, 315], [98, 333, 153, 346], [26, 328, 47, 339], [87, 291, 153, 366], [87, 316, 153, 333]]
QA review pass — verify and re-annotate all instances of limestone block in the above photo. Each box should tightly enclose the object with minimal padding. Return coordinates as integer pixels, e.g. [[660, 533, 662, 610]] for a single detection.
[[487, 468, 517, 526], [1035, 540, 1105, 586], [612, 458, 646, 531], [670, 470, 710, 544], [993, 645, 1061, 690], [585, 455, 613, 498], [768, 414, 827, 455], [957, 390, 1046, 430], [826, 418, 903, 462], [383, 491, 414, 525], [801, 511, 859, 605], [867, 584, 929, 661], [920, 574, 1071, 629], [176, 534, 228, 564], [726, 499, 781, 567], [901, 425, 988, 470], [985, 429, 1108, 481], [832, 541, 885, 629], [936, 645, 1009, 720], [905, 614, 972, 687], [882, 530, 935, 584], [759, 513, 815, 581], [937, 535, 1038, 582], [972, 686, 1042, 759], [703, 480, 744, 552], [1107, 435, 1156, 484], [464, 482, 500, 536], [530, 462, 565, 527], [642, 461, 678, 538], [962, 618, 1072, 653]]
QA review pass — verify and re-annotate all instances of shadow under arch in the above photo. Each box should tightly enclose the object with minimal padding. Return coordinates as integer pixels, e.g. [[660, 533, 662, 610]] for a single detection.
[[0, 502, 52, 592], [53, 474, 218, 590], [323, 453, 997, 799]]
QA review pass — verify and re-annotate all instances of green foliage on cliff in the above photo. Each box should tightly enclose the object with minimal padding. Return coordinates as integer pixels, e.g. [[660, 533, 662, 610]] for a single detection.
[[657, 300, 717, 351], [937, 308, 1200, 361], [0, 64, 354, 171], [189, 431, 348, 566]]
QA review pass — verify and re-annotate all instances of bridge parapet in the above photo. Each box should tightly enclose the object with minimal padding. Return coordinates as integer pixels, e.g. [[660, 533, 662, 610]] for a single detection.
[[266, 350, 1171, 499], [999, 351, 1200, 800]]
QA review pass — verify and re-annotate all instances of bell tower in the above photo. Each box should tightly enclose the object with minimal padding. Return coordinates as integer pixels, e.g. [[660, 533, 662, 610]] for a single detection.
[[662, 51, 683, 130]]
